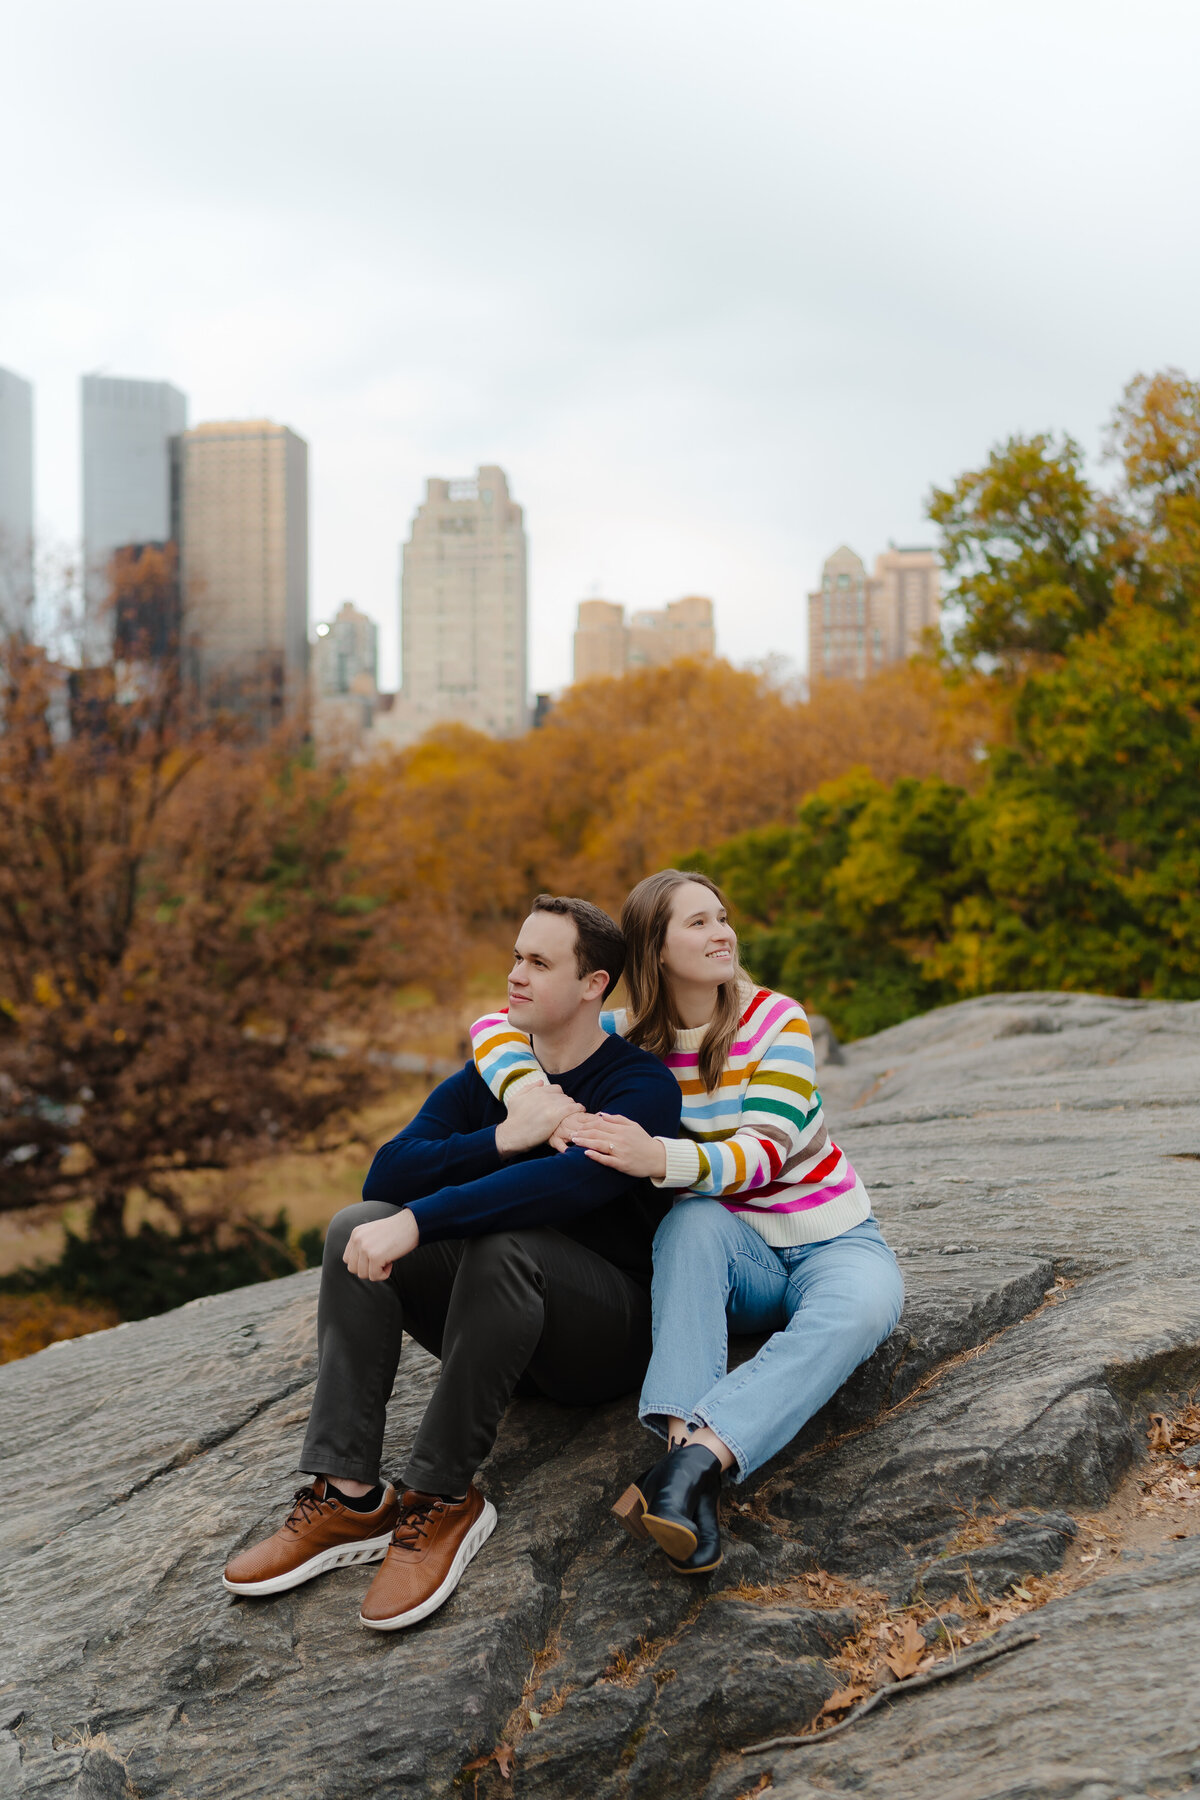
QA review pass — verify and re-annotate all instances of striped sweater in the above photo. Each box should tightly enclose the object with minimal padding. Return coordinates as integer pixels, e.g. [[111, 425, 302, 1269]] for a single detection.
[[468, 985, 871, 1248]]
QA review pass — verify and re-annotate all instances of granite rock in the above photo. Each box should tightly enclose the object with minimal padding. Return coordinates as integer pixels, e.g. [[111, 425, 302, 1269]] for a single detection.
[[2, 991, 1199, 1798]]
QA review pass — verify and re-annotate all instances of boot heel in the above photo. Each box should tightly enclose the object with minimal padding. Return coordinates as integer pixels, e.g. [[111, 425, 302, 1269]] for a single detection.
[[612, 1484, 651, 1542]]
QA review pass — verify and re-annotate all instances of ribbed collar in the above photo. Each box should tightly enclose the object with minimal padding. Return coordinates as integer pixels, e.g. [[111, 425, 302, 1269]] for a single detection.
[[669, 983, 758, 1052]]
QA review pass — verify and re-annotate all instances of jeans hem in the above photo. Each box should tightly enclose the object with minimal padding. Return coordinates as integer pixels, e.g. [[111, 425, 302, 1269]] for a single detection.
[[638, 1400, 701, 1439], [692, 1406, 751, 1482]]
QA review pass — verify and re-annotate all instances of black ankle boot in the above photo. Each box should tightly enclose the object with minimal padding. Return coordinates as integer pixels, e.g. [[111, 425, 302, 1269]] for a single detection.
[[667, 1471, 722, 1575], [612, 1443, 723, 1566]]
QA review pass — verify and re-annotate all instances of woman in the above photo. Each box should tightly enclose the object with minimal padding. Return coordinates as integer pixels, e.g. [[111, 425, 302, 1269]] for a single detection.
[[470, 869, 904, 1574]]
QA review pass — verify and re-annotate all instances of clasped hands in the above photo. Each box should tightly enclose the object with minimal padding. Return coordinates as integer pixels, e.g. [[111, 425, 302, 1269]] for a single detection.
[[344, 1085, 668, 1284], [498, 1082, 665, 1177]]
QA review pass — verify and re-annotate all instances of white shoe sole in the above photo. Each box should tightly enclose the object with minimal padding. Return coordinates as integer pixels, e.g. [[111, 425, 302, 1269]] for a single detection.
[[222, 1532, 394, 1597], [358, 1500, 498, 1632]]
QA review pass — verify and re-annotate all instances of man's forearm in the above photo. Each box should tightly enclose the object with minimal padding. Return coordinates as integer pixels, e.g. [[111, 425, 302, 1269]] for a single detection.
[[405, 1148, 633, 1243], [362, 1126, 504, 1206]]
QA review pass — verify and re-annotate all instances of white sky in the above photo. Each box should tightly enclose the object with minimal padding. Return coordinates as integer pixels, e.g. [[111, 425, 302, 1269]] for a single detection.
[[3, 0, 1199, 691]]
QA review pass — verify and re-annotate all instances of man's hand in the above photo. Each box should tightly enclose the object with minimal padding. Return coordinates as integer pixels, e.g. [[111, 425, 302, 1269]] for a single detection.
[[495, 1083, 585, 1156], [343, 1209, 420, 1281], [569, 1111, 669, 1180]]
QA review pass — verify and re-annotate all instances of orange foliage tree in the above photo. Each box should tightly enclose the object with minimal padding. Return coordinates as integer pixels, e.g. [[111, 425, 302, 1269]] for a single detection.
[[348, 655, 1000, 939]]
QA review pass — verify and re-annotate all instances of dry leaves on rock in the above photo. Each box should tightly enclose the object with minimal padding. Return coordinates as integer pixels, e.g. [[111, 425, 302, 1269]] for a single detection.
[[463, 1744, 515, 1783], [819, 1683, 871, 1720], [884, 1617, 935, 1681]]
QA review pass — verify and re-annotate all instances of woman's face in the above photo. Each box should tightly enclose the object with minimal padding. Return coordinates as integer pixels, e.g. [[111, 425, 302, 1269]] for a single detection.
[[659, 881, 738, 990]]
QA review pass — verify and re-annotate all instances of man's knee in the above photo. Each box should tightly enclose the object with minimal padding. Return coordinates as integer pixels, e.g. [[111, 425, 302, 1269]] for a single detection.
[[322, 1202, 394, 1267]]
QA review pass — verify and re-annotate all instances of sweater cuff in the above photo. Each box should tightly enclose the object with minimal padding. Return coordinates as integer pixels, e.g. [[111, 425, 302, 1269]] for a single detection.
[[652, 1136, 702, 1190], [500, 1068, 549, 1102]]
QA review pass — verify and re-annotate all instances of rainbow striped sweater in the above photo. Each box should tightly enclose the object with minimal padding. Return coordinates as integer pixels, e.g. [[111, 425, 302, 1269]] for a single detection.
[[468, 985, 871, 1248]]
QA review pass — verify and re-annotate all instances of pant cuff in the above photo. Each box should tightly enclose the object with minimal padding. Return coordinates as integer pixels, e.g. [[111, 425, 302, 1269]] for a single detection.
[[692, 1407, 751, 1482], [637, 1400, 702, 1439], [298, 1451, 381, 1484], [402, 1459, 470, 1496]]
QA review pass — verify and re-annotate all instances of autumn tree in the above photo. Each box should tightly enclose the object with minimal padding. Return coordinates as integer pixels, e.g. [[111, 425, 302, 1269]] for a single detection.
[[0, 638, 406, 1253]]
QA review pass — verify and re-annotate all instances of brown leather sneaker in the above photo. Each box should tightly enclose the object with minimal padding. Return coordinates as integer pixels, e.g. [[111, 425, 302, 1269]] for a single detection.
[[222, 1478, 400, 1596], [358, 1485, 497, 1632]]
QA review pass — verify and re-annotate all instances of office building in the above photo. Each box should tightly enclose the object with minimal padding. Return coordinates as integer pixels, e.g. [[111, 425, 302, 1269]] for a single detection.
[[807, 544, 940, 683], [0, 364, 34, 635], [572, 600, 627, 681], [81, 375, 187, 656], [572, 594, 715, 683], [178, 420, 308, 719], [399, 465, 528, 740], [311, 601, 379, 752], [872, 545, 942, 663]]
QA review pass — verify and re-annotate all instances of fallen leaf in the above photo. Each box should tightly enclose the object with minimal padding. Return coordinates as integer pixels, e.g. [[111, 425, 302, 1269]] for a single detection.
[[1011, 1585, 1034, 1602], [527, 1710, 542, 1729], [884, 1618, 928, 1681], [819, 1684, 870, 1717], [463, 1746, 516, 1780], [1148, 1413, 1176, 1452]]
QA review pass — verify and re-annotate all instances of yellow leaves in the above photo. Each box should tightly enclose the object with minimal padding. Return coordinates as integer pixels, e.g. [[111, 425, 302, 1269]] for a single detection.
[[33, 972, 61, 1010], [59, 1144, 95, 1177]]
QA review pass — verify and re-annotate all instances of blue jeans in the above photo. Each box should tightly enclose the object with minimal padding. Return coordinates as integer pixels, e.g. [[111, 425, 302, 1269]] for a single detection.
[[639, 1200, 904, 1480]]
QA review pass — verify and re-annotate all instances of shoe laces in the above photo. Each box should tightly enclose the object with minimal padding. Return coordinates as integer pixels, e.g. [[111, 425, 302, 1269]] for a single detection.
[[283, 1483, 337, 1534], [392, 1494, 442, 1551]]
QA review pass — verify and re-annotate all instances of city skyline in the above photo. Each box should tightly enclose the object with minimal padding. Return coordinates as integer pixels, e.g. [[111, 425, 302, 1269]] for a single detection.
[[7, 4, 1197, 696]]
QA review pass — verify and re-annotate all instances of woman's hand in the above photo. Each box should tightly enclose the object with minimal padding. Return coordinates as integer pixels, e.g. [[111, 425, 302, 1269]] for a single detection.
[[343, 1209, 420, 1280], [569, 1112, 668, 1180]]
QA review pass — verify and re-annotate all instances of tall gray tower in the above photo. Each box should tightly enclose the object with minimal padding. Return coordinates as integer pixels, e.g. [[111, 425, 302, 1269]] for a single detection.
[[0, 364, 34, 635], [400, 465, 528, 739], [82, 374, 188, 656]]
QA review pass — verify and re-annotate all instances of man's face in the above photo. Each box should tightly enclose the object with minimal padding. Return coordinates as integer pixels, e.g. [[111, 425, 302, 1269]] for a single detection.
[[508, 911, 602, 1038]]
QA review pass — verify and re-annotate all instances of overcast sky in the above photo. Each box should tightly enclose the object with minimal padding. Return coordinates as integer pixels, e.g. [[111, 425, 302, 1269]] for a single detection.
[[3, 0, 1199, 691]]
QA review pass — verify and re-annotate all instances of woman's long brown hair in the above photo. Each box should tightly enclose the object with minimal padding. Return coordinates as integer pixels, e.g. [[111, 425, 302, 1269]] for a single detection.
[[620, 869, 747, 1093]]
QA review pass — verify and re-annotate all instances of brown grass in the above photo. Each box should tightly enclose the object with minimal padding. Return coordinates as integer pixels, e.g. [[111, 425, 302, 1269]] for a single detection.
[[0, 1291, 119, 1363]]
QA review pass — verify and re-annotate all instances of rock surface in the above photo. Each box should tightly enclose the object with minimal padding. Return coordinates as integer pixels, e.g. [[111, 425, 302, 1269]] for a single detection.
[[2, 991, 1199, 1798]]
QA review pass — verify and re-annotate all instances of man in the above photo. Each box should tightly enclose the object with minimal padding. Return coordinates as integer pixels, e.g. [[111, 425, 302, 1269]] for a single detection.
[[222, 894, 681, 1631]]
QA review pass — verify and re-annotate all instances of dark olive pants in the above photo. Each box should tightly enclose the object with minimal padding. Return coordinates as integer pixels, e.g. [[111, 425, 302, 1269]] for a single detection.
[[299, 1201, 652, 1494]]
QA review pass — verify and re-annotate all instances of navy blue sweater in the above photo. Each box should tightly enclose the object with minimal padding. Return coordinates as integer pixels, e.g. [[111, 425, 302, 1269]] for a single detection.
[[362, 1033, 682, 1286]]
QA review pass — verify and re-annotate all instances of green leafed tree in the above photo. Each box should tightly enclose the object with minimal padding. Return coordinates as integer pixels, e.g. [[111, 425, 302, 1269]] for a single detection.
[[700, 369, 1200, 1038]]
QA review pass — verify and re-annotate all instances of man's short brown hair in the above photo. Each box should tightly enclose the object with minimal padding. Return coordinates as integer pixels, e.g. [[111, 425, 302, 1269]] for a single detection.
[[530, 894, 625, 1001]]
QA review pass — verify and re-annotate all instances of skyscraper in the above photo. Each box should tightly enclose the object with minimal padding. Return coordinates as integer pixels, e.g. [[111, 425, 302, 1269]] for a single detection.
[[311, 601, 380, 753], [400, 465, 528, 738], [807, 544, 941, 683], [808, 545, 873, 682], [0, 364, 34, 635], [573, 595, 716, 683], [872, 545, 941, 663], [81, 375, 188, 655], [177, 420, 309, 720]]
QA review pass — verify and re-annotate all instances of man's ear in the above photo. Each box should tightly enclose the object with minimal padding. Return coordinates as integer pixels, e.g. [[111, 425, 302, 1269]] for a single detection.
[[581, 968, 610, 1004]]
